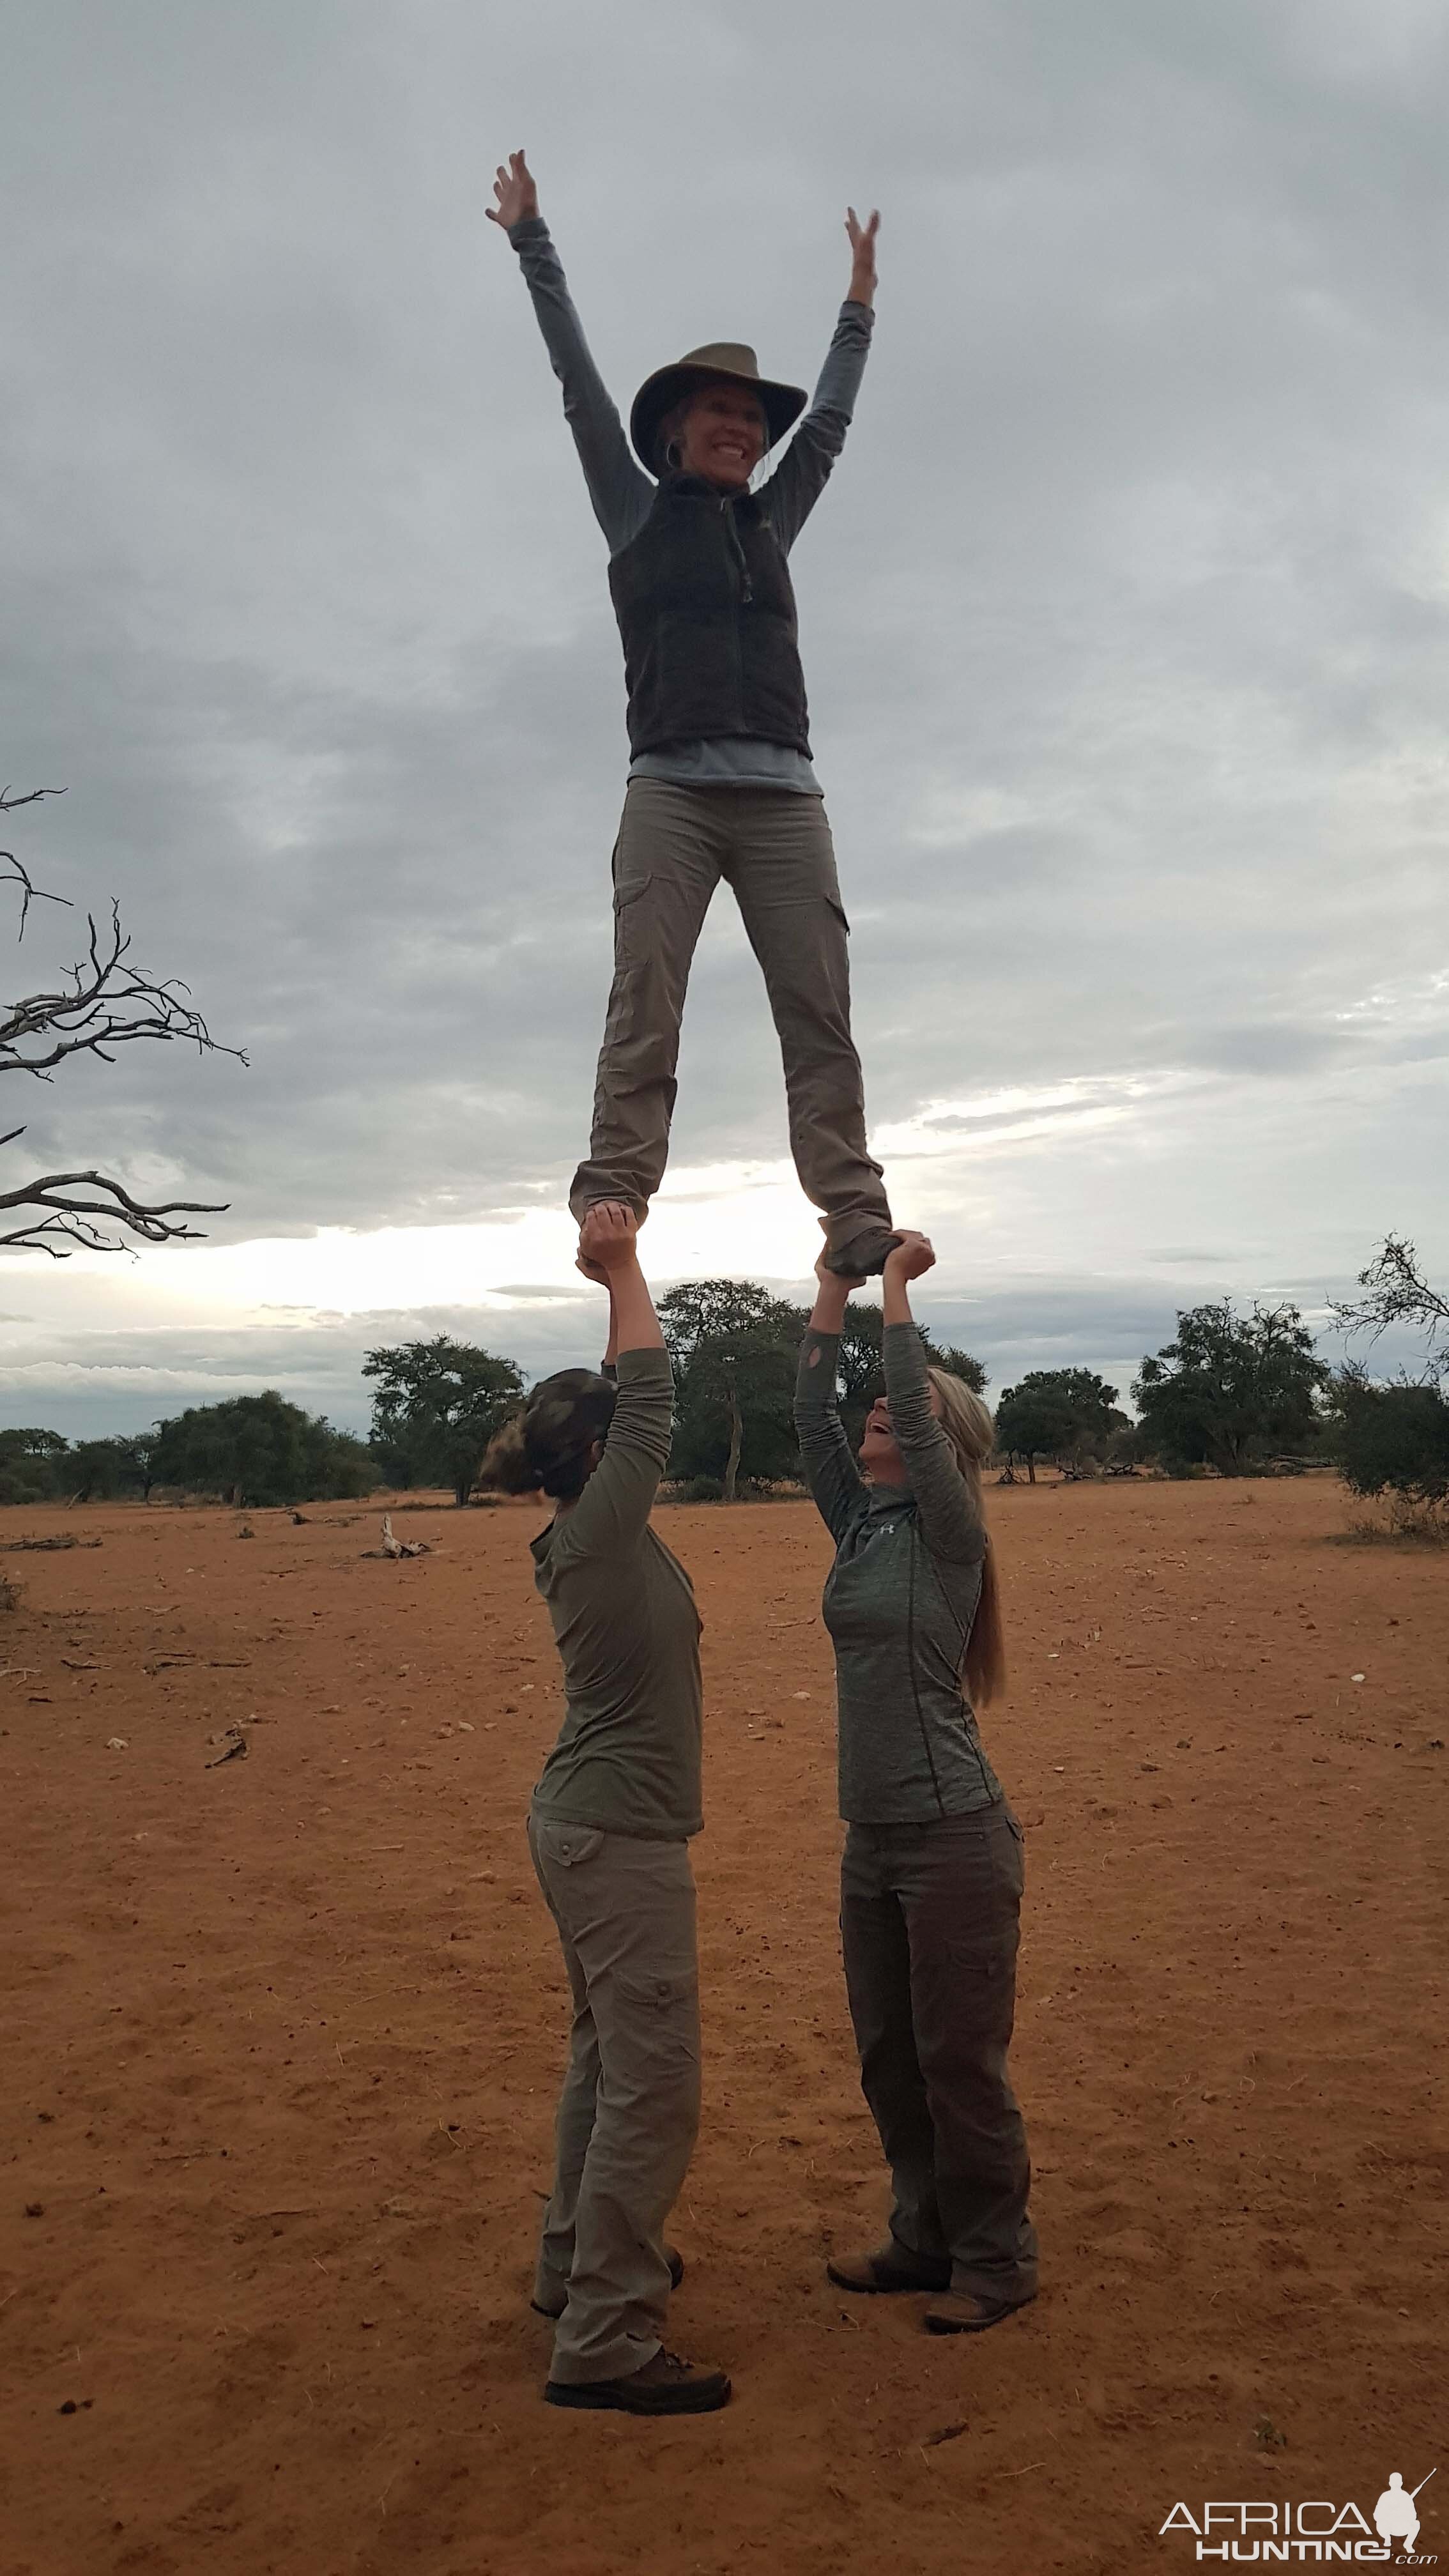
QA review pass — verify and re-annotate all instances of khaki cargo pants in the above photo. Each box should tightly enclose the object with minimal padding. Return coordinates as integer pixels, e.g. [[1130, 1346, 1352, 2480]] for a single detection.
[[527, 1811, 701, 2384], [569, 779, 893, 1254]]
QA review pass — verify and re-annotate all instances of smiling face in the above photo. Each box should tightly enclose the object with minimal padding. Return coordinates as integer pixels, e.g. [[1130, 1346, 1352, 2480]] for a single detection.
[[859, 1378, 945, 1484], [675, 379, 767, 487]]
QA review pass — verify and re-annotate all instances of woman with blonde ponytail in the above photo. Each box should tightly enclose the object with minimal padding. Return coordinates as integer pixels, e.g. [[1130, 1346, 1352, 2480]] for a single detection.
[[795, 1230, 1036, 2335]]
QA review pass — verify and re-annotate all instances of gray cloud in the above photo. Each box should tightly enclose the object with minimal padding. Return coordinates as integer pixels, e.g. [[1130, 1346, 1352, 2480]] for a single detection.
[[1, 0, 1446, 1426]]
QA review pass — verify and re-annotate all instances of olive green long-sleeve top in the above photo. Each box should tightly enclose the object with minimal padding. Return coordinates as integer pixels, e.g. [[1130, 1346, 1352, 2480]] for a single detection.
[[794, 1321, 1002, 1823], [530, 1346, 703, 1840]]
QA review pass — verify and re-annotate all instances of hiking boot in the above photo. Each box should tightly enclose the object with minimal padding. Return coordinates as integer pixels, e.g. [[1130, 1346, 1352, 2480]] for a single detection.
[[923, 2288, 1037, 2336], [825, 2240, 951, 2295], [531, 2245, 684, 2322], [821, 1228, 903, 1280], [545, 2347, 731, 2416]]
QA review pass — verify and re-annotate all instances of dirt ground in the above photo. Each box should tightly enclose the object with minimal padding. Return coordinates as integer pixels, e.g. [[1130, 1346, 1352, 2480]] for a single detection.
[[0, 1477, 1444, 2576]]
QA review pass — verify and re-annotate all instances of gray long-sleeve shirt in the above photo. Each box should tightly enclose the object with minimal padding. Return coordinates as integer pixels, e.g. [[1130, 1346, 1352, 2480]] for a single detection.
[[507, 215, 874, 796], [795, 1321, 1004, 1825]]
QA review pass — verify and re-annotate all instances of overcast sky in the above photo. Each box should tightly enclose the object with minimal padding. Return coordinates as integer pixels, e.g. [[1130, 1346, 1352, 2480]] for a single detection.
[[3, 0, 1446, 1438]]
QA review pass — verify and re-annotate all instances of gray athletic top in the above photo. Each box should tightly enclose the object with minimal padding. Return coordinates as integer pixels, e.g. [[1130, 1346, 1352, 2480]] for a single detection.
[[795, 1322, 1004, 1825], [506, 215, 875, 797]]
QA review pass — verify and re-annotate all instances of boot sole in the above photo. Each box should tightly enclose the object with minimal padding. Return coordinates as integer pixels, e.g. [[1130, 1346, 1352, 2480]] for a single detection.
[[923, 2291, 1038, 2336], [827, 2260, 951, 2296], [822, 1236, 902, 1280], [544, 2375, 732, 2416]]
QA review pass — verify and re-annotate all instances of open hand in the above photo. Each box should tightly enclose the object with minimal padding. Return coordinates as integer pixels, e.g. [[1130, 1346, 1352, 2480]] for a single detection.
[[578, 1200, 640, 1273], [883, 1229, 935, 1284], [845, 206, 880, 302], [487, 149, 539, 233]]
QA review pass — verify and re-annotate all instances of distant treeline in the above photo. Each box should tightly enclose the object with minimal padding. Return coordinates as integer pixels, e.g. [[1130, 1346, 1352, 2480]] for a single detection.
[[0, 1395, 377, 1511], [5, 1276, 1446, 1516]]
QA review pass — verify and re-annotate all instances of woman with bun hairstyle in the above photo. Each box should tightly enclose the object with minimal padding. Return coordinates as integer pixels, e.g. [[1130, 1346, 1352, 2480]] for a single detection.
[[481, 1201, 728, 2416], [794, 1229, 1037, 2335]]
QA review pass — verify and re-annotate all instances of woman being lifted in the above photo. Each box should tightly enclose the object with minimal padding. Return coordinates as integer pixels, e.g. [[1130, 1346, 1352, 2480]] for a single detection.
[[795, 1230, 1038, 2334], [488, 148, 900, 1280]]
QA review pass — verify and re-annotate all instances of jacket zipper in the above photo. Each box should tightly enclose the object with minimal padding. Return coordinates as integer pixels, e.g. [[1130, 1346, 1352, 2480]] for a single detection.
[[720, 498, 753, 604], [719, 497, 749, 724]]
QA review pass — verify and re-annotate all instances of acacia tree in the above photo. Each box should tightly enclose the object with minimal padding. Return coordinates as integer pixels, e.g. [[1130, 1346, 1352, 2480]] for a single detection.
[[825, 1301, 987, 1449], [362, 1336, 525, 1504], [995, 1368, 1119, 1480], [993, 1380, 1079, 1482], [658, 1280, 988, 1495], [1328, 1239, 1449, 1527], [150, 1391, 377, 1508], [1333, 1235, 1449, 1380], [1, 788, 241, 1255], [657, 1279, 803, 1499], [1133, 1301, 1326, 1475]]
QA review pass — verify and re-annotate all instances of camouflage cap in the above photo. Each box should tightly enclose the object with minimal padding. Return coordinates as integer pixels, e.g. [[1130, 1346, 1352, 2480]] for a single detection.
[[524, 1368, 617, 1483]]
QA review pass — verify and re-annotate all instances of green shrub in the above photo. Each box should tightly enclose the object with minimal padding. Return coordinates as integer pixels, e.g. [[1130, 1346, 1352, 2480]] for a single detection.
[[1334, 1370, 1449, 1508]]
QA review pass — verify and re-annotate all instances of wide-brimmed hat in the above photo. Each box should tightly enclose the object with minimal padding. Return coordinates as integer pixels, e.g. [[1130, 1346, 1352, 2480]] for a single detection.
[[629, 342, 808, 473]]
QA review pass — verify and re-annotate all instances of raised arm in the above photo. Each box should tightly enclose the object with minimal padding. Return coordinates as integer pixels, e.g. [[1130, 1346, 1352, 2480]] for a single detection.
[[563, 1204, 672, 1555], [764, 207, 878, 555], [487, 149, 654, 556], [576, 1239, 620, 1374], [881, 1234, 986, 1565], [794, 1245, 868, 1544]]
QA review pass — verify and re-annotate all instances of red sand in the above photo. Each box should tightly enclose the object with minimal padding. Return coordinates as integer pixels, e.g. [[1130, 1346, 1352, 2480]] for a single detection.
[[1, 1479, 1443, 2575]]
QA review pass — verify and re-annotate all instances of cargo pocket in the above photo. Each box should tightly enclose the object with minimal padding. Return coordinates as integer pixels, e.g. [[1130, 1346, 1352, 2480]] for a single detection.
[[946, 1924, 1020, 1981], [613, 876, 654, 972], [537, 1822, 605, 1871], [825, 894, 850, 936], [615, 1966, 702, 2075]]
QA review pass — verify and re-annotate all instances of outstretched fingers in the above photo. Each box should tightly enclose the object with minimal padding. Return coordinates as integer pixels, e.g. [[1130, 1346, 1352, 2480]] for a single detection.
[[486, 148, 537, 229]]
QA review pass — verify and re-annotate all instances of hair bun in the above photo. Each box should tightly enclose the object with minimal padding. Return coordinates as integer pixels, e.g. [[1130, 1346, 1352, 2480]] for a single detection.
[[479, 1411, 542, 1494]]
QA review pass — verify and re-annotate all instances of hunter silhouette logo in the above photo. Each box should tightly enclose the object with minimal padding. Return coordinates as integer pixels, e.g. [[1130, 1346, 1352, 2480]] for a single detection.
[[1160, 2465, 1437, 2563], [1376, 2474, 1436, 2560]]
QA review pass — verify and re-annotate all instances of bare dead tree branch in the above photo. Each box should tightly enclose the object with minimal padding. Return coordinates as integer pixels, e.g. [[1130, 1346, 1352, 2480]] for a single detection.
[[1, 786, 242, 1258], [1332, 1234, 1449, 1377], [0, 1167, 225, 1257], [1, 899, 247, 1078], [1, 786, 68, 816], [3, 788, 73, 939]]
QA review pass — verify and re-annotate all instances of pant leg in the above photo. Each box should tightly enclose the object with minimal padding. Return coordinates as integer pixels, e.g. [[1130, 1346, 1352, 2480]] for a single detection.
[[723, 791, 893, 1251], [526, 1816, 602, 2307], [569, 780, 723, 1225], [530, 1816, 701, 2385], [896, 1810, 1038, 2304], [839, 1823, 949, 2267]]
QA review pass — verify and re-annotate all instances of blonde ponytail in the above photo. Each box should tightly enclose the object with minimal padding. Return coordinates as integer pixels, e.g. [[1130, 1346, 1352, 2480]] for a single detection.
[[925, 1367, 1008, 1707]]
